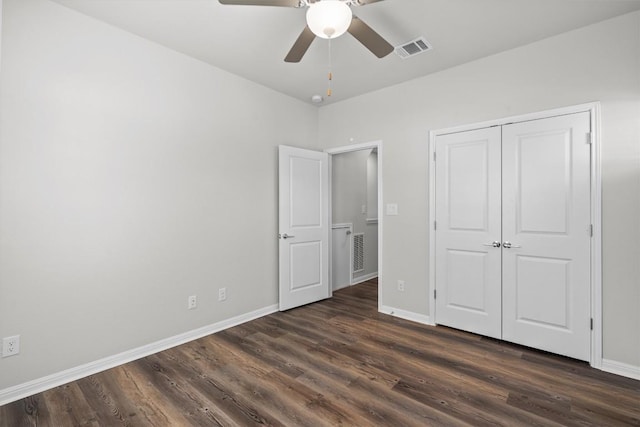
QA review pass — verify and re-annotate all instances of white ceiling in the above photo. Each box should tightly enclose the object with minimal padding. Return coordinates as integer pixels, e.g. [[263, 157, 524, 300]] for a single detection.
[[51, 0, 640, 105]]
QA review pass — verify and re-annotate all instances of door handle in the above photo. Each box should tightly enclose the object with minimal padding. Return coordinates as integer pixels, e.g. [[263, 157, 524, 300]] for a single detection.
[[346, 230, 352, 235], [483, 241, 501, 248], [503, 241, 521, 249], [279, 233, 295, 240]]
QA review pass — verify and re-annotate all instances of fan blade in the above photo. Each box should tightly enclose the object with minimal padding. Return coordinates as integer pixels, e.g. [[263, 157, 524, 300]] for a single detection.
[[285, 26, 316, 63], [347, 16, 394, 58], [219, 0, 300, 7]]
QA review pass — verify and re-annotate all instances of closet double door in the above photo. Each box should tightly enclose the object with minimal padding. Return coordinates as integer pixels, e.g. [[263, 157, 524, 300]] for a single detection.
[[434, 112, 592, 361]]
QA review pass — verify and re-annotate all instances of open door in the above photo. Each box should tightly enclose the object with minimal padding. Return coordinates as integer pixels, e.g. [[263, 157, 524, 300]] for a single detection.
[[278, 146, 330, 311]]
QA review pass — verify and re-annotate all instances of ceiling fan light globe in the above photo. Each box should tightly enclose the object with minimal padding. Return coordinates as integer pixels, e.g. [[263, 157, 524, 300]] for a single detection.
[[306, 0, 352, 39]]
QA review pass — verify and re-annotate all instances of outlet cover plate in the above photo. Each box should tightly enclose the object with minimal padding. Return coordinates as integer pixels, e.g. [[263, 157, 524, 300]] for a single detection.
[[2, 335, 20, 357], [188, 295, 197, 310]]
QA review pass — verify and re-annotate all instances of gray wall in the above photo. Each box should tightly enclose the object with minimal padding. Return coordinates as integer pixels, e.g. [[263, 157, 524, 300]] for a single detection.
[[318, 11, 640, 368], [0, 0, 318, 390], [332, 150, 379, 282]]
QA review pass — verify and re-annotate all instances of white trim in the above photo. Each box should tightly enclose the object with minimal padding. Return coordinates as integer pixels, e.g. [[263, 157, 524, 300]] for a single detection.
[[328, 154, 335, 299], [325, 141, 383, 312], [0, 0, 3, 74], [352, 272, 378, 285], [600, 359, 640, 381], [325, 141, 380, 155], [430, 102, 601, 137], [428, 102, 602, 368], [0, 304, 278, 407], [589, 103, 603, 369], [331, 223, 353, 229], [331, 223, 354, 290], [380, 305, 434, 326], [428, 130, 437, 326]]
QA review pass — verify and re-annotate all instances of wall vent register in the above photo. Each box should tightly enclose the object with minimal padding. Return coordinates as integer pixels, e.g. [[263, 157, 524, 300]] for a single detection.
[[353, 233, 365, 273]]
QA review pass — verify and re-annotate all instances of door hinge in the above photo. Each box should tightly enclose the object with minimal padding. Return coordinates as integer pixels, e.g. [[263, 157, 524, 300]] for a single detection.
[[590, 318, 594, 330], [589, 224, 594, 237], [586, 132, 592, 144], [434, 221, 437, 231], [433, 151, 436, 161], [434, 289, 437, 299]]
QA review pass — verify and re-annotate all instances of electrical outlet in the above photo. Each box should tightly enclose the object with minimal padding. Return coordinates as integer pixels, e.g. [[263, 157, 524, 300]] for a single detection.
[[2, 335, 20, 358], [218, 287, 227, 302], [397, 280, 405, 292], [188, 295, 197, 310]]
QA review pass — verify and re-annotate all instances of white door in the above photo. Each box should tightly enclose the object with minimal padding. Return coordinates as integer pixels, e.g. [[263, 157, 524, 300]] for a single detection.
[[331, 224, 352, 291], [502, 112, 591, 360], [435, 127, 503, 339], [278, 146, 330, 311], [434, 112, 592, 361]]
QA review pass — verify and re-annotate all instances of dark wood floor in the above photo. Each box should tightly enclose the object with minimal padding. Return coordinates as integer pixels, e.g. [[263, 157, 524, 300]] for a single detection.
[[2, 280, 639, 426]]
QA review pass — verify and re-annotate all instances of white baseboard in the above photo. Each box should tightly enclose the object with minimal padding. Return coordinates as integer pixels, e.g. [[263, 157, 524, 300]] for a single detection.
[[600, 358, 640, 381], [379, 305, 434, 326], [0, 304, 278, 406], [352, 272, 378, 285]]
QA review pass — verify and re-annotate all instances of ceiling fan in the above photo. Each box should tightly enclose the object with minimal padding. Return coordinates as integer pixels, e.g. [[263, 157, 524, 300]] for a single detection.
[[219, 0, 394, 63]]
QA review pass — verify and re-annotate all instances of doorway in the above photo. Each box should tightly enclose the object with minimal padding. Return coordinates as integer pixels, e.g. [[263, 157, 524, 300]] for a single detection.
[[326, 142, 383, 308], [278, 141, 383, 311], [330, 148, 379, 289]]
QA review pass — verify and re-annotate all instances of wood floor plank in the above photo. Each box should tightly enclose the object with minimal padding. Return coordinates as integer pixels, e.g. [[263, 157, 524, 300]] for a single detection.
[[158, 348, 281, 426], [0, 396, 42, 427], [172, 344, 286, 426], [110, 364, 187, 426], [44, 382, 102, 426], [74, 373, 138, 426], [2, 279, 639, 426], [131, 354, 228, 426]]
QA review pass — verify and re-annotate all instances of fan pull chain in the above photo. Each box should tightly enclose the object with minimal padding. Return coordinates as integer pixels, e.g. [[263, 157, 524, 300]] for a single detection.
[[327, 39, 332, 97]]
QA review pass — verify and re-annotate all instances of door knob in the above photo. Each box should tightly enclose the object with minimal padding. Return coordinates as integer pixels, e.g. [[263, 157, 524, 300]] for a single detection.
[[503, 241, 521, 249], [279, 233, 295, 240], [483, 241, 501, 248]]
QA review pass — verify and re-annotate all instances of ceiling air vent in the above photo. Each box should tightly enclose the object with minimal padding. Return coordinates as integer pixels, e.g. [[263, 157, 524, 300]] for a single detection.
[[395, 36, 432, 59]]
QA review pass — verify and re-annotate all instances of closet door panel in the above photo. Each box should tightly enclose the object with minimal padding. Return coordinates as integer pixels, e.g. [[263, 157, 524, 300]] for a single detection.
[[502, 112, 591, 361], [435, 127, 502, 339]]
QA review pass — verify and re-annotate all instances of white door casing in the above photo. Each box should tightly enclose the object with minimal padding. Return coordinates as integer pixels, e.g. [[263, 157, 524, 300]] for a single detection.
[[501, 112, 592, 361], [278, 146, 330, 311], [435, 127, 503, 339]]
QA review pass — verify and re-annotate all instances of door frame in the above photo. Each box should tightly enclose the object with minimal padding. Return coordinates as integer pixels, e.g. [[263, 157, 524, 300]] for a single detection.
[[326, 141, 383, 311], [428, 102, 602, 367]]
